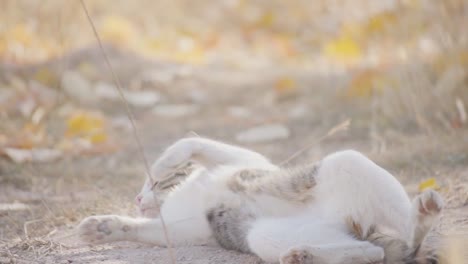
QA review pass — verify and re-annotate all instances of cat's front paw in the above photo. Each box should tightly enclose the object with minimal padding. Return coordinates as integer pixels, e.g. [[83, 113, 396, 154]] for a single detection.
[[78, 215, 130, 244], [280, 246, 325, 264]]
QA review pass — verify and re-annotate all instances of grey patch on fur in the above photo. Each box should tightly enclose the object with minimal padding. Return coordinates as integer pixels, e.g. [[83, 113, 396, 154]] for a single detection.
[[121, 225, 130, 232], [286, 162, 320, 194], [227, 169, 269, 193], [97, 221, 112, 235], [206, 204, 254, 253], [265, 161, 320, 203], [238, 169, 269, 181]]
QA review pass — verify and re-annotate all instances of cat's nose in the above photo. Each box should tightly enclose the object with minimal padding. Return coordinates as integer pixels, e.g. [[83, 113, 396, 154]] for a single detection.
[[135, 195, 143, 205]]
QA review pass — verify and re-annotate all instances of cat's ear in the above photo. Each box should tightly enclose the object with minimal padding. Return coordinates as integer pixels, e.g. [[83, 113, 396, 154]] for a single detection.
[[153, 162, 194, 190], [157, 173, 186, 189]]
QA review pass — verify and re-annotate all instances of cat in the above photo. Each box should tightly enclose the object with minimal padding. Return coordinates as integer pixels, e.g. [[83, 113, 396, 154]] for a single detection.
[[78, 137, 443, 264]]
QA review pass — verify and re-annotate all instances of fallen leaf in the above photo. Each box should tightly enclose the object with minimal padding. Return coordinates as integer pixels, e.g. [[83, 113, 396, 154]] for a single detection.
[[99, 15, 138, 45], [2, 148, 62, 163], [153, 104, 200, 118], [6, 123, 47, 149], [8, 24, 34, 46], [56, 137, 118, 155], [173, 44, 205, 64], [255, 11, 275, 28], [61, 71, 96, 104], [124, 90, 160, 107], [275, 77, 297, 94], [418, 178, 439, 192], [236, 124, 290, 143], [87, 131, 108, 144], [366, 11, 397, 34], [272, 34, 296, 57], [95, 82, 161, 107], [347, 69, 388, 98], [66, 112, 104, 136], [0, 202, 30, 211], [324, 36, 362, 63], [227, 106, 251, 119], [34, 68, 58, 87], [65, 111, 110, 145]]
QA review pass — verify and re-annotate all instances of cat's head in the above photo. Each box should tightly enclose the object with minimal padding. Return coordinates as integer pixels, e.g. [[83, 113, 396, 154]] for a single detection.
[[135, 162, 195, 218]]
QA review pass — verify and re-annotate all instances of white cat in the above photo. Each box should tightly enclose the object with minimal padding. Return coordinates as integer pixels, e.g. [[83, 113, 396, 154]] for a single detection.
[[78, 137, 443, 264]]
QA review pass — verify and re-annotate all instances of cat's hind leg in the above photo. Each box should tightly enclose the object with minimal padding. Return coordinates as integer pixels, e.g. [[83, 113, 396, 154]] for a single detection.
[[206, 203, 384, 263], [244, 216, 384, 263], [280, 242, 384, 264]]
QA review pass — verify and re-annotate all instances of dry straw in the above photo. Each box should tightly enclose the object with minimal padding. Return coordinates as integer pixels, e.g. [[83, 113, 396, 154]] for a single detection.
[[78, 1, 176, 263]]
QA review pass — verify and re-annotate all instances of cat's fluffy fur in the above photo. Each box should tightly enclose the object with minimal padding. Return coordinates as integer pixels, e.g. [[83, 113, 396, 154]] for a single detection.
[[78, 137, 443, 264]]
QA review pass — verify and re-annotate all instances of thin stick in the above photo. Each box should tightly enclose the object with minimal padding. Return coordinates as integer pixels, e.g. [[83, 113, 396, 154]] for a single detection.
[[186, 131, 201, 138], [78, 0, 151, 181], [78, 1, 176, 263], [279, 119, 351, 166]]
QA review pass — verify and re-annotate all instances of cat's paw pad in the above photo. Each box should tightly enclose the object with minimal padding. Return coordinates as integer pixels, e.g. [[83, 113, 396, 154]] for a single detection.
[[280, 246, 321, 264], [417, 190, 444, 215], [78, 215, 127, 244]]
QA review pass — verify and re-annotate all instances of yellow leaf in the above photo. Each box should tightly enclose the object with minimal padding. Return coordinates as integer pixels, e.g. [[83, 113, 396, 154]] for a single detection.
[[256, 11, 275, 28], [366, 12, 397, 34], [34, 68, 58, 86], [66, 112, 104, 137], [88, 131, 108, 144], [99, 15, 137, 45], [273, 34, 296, 57], [418, 178, 439, 192], [6, 123, 46, 149], [347, 69, 387, 98], [275, 77, 296, 93], [77, 62, 98, 79], [324, 36, 362, 62], [9, 24, 34, 46], [173, 45, 205, 65]]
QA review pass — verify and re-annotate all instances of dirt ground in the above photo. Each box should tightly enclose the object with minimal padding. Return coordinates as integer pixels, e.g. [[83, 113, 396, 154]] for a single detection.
[[0, 47, 467, 263]]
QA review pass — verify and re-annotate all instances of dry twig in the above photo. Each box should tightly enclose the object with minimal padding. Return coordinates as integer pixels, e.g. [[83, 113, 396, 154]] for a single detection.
[[280, 119, 351, 166], [78, 1, 176, 263]]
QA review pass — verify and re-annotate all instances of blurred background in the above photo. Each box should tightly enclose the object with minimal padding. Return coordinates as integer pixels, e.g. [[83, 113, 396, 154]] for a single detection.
[[0, 0, 467, 263]]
